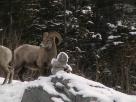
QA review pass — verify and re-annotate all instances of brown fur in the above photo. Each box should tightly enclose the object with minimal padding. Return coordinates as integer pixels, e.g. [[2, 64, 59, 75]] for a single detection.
[[14, 32, 62, 81], [0, 46, 13, 84]]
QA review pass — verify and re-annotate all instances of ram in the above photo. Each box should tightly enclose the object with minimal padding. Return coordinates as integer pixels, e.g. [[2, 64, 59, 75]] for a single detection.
[[14, 32, 62, 81], [0, 45, 13, 84]]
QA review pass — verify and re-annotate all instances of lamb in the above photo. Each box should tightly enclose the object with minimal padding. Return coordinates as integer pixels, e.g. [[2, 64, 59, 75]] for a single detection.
[[14, 32, 62, 81], [0, 45, 13, 84], [51, 52, 72, 74]]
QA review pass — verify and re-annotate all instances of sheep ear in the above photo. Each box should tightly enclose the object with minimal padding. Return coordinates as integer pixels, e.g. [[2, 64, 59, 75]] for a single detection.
[[43, 32, 49, 38]]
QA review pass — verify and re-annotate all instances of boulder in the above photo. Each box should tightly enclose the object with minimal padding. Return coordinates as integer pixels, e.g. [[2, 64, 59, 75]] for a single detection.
[[21, 71, 136, 102]]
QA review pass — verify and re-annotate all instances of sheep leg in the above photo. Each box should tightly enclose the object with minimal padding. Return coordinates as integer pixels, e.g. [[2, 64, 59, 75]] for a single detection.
[[8, 68, 14, 84], [39, 68, 45, 76], [33, 70, 40, 79], [2, 66, 10, 85], [14, 63, 25, 81], [46, 65, 51, 75], [14, 64, 22, 80], [39, 67, 50, 76], [18, 66, 27, 81]]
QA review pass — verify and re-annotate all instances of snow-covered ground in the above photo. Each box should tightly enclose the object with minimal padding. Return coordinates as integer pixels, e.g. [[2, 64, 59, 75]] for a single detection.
[[0, 71, 135, 102]]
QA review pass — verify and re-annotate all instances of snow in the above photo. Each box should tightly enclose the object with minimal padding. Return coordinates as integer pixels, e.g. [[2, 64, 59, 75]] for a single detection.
[[0, 28, 3, 31], [129, 32, 136, 35], [55, 82, 64, 87], [82, 10, 88, 14], [0, 78, 27, 102], [117, 21, 127, 28], [54, 71, 136, 102], [0, 76, 70, 102], [92, 33, 102, 40], [130, 26, 136, 30], [107, 23, 116, 28], [81, 6, 92, 14], [108, 35, 121, 39], [117, 21, 122, 26], [65, 10, 72, 15], [86, 6, 91, 10], [100, 46, 107, 50], [53, 22, 62, 26], [51, 52, 72, 74], [88, 20, 94, 24], [28, 77, 58, 95], [25, 8, 39, 12], [113, 41, 124, 45], [0, 71, 135, 102], [51, 97, 64, 102]]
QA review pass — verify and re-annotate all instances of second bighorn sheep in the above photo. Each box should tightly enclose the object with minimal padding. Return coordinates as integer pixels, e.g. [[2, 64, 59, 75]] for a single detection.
[[0, 45, 13, 84], [14, 32, 62, 81]]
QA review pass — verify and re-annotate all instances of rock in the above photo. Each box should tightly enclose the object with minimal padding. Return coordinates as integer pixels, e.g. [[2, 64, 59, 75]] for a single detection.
[[21, 85, 96, 102], [21, 73, 99, 102], [21, 86, 52, 102], [21, 71, 136, 102]]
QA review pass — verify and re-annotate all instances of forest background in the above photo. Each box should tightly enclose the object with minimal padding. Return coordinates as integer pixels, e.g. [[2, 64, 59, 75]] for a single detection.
[[0, 0, 136, 94]]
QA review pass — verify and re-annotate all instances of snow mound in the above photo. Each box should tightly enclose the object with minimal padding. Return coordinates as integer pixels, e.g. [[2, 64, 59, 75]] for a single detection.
[[0, 71, 135, 102]]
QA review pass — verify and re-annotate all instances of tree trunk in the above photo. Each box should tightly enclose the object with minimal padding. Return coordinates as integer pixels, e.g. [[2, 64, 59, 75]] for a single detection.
[[64, 0, 67, 34]]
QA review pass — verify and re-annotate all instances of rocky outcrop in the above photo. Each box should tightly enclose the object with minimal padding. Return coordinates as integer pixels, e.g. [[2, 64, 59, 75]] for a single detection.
[[21, 71, 136, 102], [21, 78, 97, 102]]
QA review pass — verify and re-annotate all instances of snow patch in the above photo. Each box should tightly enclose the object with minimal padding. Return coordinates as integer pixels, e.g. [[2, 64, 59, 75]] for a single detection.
[[65, 10, 72, 15], [51, 97, 64, 102], [130, 26, 136, 30], [129, 32, 136, 35], [92, 33, 102, 40], [107, 23, 116, 28], [113, 41, 124, 45], [108, 35, 121, 39], [0, 71, 135, 102]]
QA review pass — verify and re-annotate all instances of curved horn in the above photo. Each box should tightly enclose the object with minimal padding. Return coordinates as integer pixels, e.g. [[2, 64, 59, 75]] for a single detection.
[[50, 32, 63, 45]]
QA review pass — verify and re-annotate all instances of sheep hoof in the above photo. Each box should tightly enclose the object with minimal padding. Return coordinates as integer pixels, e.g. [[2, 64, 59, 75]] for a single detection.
[[8, 81, 12, 84]]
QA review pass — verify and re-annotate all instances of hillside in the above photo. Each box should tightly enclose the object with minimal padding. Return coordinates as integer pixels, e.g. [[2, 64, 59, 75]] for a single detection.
[[0, 71, 135, 102]]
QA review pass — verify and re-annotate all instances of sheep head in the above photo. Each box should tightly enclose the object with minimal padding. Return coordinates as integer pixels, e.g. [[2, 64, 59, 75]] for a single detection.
[[40, 32, 62, 48]]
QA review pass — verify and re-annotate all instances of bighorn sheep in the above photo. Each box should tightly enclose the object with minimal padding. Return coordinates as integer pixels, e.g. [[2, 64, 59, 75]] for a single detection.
[[51, 52, 72, 74], [14, 32, 62, 81], [0, 45, 13, 84]]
